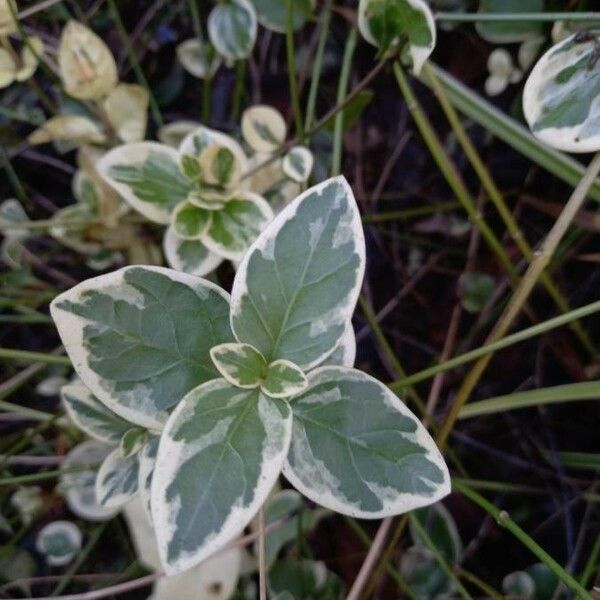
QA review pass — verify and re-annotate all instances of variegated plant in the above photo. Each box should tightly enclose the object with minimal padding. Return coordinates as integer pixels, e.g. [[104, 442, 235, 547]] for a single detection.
[[97, 106, 314, 277], [51, 176, 450, 575], [358, 0, 436, 74], [523, 30, 600, 153], [28, 20, 149, 148]]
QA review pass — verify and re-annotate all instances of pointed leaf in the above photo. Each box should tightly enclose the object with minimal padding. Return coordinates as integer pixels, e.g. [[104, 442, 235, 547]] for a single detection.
[[200, 193, 273, 260], [262, 360, 307, 398], [103, 83, 149, 143], [358, 0, 436, 74], [96, 446, 140, 508], [58, 20, 118, 100], [523, 32, 600, 153], [119, 427, 147, 458], [231, 176, 365, 369], [61, 383, 131, 444], [241, 105, 287, 153], [210, 342, 267, 388], [208, 0, 257, 62], [28, 115, 106, 145], [50, 266, 233, 428], [283, 367, 450, 518], [283, 146, 314, 183], [152, 379, 292, 574], [137, 436, 159, 521], [172, 202, 212, 240], [163, 225, 223, 277], [98, 142, 193, 224]]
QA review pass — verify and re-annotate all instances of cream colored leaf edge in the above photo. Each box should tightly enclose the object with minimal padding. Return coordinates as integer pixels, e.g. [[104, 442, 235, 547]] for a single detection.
[[163, 226, 224, 277]]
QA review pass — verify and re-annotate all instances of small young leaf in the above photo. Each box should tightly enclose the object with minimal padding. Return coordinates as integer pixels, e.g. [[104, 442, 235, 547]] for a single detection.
[[198, 145, 240, 189], [163, 225, 224, 277], [58, 20, 118, 100], [476, 0, 544, 44], [172, 201, 212, 240], [523, 32, 600, 153], [210, 342, 267, 388], [177, 38, 221, 79], [138, 436, 159, 521], [283, 146, 314, 183], [409, 504, 462, 561], [152, 379, 292, 574], [231, 176, 365, 370], [458, 272, 494, 313], [208, 0, 257, 62], [120, 427, 147, 458], [35, 521, 82, 567], [262, 360, 308, 398], [103, 83, 149, 143], [283, 367, 450, 518], [61, 383, 131, 444], [200, 193, 273, 260], [358, 0, 436, 74], [158, 120, 200, 148], [241, 105, 286, 153], [96, 446, 140, 508], [50, 266, 233, 428], [98, 142, 193, 224], [180, 154, 202, 181]]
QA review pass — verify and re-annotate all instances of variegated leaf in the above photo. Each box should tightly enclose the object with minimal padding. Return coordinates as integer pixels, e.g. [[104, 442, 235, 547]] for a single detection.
[[282, 146, 314, 183], [58, 20, 118, 100], [523, 32, 600, 153], [198, 145, 241, 190], [50, 266, 233, 429], [0, 0, 17, 36], [96, 446, 140, 508], [50, 204, 102, 255], [158, 120, 200, 148], [61, 383, 131, 444], [241, 105, 286, 153], [210, 342, 267, 388], [171, 202, 212, 240], [103, 83, 149, 143], [476, 0, 544, 44], [208, 0, 257, 62], [200, 193, 273, 261], [15, 37, 44, 82], [252, 0, 313, 34], [179, 125, 249, 180], [0, 198, 30, 240], [98, 142, 193, 224], [138, 436, 159, 521], [35, 521, 82, 567], [28, 116, 106, 145], [283, 367, 450, 518], [163, 226, 224, 277], [177, 38, 221, 79], [262, 360, 307, 398], [358, 0, 436, 74], [120, 427, 147, 458], [151, 379, 292, 574], [318, 322, 356, 368], [230, 176, 365, 370]]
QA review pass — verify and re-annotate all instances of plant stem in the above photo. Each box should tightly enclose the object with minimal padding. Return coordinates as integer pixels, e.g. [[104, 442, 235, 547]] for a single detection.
[[106, 0, 163, 127], [362, 201, 458, 222], [258, 507, 267, 600], [230, 60, 246, 123], [422, 62, 597, 358], [331, 27, 358, 176], [0, 347, 71, 366], [388, 298, 600, 389], [286, 0, 304, 139], [0, 143, 28, 204], [394, 63, 519, 281], [454, 480, 594, 600], [304, 0, 333, 135], [436, 11, 600, 22], [436, 152, 600, 449]]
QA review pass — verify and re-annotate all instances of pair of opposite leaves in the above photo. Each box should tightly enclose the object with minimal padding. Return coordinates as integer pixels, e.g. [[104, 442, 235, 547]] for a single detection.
[[51, 176, 450, 575]]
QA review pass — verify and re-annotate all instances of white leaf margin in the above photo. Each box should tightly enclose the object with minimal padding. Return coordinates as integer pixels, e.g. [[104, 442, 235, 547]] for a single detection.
[[50, 265, 232, 430], [163, 225, 224, 277], [230, 175, 366, 371], [151, 380, 293, 575], [282, 366, 451, 519], [97, 142, 183, 224], [95, 446, 139, 509]]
